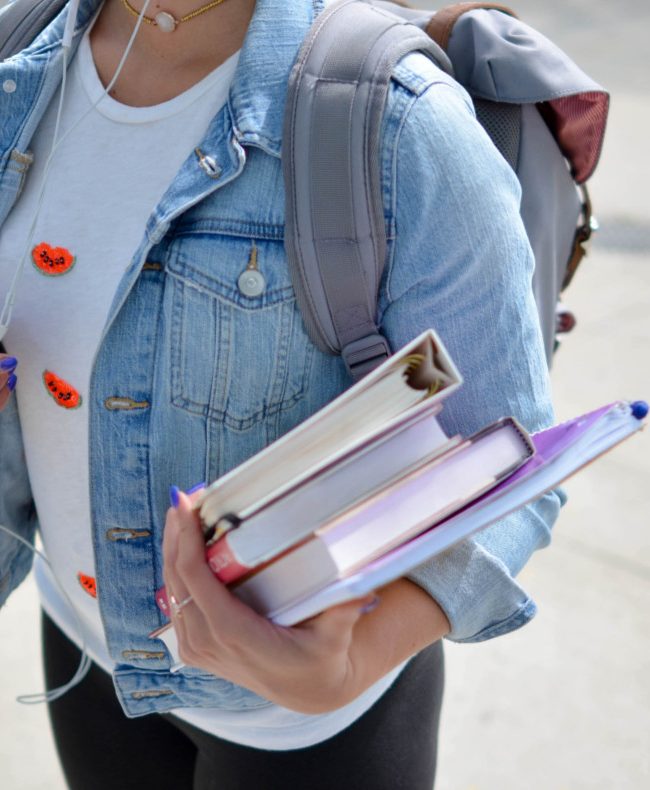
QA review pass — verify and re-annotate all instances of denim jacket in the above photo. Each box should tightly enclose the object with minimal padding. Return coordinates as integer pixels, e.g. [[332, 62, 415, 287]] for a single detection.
[[0, 0, 562, 717]]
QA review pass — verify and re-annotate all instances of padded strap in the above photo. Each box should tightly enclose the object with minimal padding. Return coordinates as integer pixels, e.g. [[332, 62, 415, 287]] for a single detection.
[[283, 0, 450, 379], [426, 2, 517, 50], [0, 0, 67, 59]]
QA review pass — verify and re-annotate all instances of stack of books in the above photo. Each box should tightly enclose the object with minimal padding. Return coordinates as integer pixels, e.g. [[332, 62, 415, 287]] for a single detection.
[[152, 329, 646, 644]]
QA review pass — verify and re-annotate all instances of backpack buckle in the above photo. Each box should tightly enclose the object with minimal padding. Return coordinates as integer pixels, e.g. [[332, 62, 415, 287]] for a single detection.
[[562, 185, 597, 291], [342, 334, 391, 381]]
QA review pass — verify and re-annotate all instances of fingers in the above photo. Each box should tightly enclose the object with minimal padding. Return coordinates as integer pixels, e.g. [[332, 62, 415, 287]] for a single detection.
[[162, 490, 256, 664], [162, 493, 208, 659], [160, 489, 380, 705], [162, 482, 206, 598], [163, 485, 226, 621], [185, 481, 207, 502], [0, 355, 18, 411], [168, 490, 226, 607], [173, 492, 262, 631], [0, 383, 11, 411]]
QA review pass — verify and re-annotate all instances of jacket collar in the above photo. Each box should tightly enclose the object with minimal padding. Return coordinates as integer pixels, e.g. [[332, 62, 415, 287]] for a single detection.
[[228, 0, 323, 157], [0, 0, 322, 162]]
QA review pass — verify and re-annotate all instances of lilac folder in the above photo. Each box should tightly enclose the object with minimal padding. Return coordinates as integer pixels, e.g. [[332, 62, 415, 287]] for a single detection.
[[271, 400, 647, 626]]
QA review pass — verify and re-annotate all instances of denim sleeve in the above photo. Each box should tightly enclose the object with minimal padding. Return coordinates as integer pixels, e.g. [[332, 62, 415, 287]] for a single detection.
[[378, 70, 565, 643], [0, 396, 38, 606]]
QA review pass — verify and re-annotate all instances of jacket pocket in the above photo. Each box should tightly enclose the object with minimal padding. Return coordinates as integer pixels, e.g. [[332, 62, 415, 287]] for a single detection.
[[165, 232, 313, 431]]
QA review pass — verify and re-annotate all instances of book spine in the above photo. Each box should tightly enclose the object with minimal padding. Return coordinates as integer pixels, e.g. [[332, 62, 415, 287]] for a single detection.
[[205, 537, 251, 583], [155, 587, 171, 616]]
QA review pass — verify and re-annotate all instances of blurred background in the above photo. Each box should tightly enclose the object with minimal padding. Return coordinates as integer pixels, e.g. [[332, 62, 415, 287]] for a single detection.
[[1, 1, 649, 788]]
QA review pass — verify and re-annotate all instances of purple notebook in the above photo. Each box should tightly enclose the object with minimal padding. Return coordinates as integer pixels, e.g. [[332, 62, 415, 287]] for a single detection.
[[489, 402, 618, 492]]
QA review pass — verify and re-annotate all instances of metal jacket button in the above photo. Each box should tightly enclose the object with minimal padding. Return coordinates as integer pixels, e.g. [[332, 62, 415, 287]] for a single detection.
[[238, 269, 265, 297], [238, 244, 265, 297], [195, 147, 221, 178], [3, 79, 16, 93]]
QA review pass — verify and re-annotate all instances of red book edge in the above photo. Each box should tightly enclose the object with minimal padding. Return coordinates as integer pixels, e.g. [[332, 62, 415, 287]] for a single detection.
[[154, 536, 311, 620], [155, 536, 249, 618]]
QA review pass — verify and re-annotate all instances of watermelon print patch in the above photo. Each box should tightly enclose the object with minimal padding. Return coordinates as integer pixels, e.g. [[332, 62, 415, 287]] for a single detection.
[[31, 242, 76, 276], [43, 370, 82, 409], [77, 573, 97, 599]]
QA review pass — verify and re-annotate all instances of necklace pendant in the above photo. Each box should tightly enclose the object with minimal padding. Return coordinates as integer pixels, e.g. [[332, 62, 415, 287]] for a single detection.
[[154, 11, 178, 33]]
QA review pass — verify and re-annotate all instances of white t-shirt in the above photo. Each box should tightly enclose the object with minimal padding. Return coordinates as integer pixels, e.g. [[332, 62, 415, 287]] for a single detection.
[[0, 28, 402, 749]]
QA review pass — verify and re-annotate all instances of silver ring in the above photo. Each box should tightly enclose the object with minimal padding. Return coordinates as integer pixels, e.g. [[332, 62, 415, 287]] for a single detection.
[[169, 594, 194, 617]]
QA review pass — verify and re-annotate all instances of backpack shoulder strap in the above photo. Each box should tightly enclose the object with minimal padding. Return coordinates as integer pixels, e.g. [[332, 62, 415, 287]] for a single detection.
[[282, 0, 450, 380], [0, 0, 67, 59]]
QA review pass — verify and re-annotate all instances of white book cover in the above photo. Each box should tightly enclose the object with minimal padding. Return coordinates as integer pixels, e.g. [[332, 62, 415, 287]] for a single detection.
[[196, 329, 462, 532], [206, 407, 461, 578]]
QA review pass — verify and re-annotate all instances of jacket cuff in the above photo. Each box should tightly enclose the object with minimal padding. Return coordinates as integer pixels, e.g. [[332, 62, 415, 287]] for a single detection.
[[405, 538, 538, 643]]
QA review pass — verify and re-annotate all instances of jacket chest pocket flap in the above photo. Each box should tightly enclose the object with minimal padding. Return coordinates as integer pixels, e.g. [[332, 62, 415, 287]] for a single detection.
[[165, 233, 314, 431]]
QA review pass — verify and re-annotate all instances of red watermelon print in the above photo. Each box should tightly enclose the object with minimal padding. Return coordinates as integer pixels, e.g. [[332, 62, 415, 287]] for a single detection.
[[77, 573, 97, 599], [32, 242, 76, 276], [43, 370, 82, 409]]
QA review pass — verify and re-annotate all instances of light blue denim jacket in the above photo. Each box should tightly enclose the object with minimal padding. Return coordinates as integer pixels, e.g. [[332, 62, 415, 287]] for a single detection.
[[0, 0, 563, 717]]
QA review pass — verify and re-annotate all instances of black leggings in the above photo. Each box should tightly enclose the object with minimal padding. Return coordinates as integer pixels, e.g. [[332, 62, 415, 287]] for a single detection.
[[43, 614, 444, 790]]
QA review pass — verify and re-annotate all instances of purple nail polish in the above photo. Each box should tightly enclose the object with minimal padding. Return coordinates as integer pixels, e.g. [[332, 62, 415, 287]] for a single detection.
[[169, 485, 180, 508], [186, 481, 207, 495], [360, 596, 380, 615], [0, 356, 17, 371], [7, 373, 17, 392]]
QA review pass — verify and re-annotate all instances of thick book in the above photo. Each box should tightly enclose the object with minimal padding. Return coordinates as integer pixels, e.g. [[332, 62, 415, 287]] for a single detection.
[[205, 408, 461, 584], [194, 330, 462, 540], [231, 417, 534, 614]]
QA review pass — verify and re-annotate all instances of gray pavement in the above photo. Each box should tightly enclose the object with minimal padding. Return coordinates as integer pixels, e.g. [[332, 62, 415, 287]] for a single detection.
[[1, 2, 649, 788]]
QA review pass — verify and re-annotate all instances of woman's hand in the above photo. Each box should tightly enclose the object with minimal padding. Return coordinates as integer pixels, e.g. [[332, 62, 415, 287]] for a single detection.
[[0, 354, 18, 411], [163, 489, 373, 713], [162, 490, 450, 714]]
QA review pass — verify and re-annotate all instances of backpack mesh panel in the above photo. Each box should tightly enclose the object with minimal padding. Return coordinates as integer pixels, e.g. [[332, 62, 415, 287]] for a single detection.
[[473, 99, 522, 171]]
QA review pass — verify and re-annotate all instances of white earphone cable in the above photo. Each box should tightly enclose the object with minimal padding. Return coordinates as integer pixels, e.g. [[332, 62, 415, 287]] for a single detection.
[[1, 0, 152, 703], [0, 522, 93, 704], [0, 0, 152, 342]]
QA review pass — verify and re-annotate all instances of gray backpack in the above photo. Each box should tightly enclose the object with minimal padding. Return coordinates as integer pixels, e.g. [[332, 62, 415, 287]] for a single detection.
[[283, 0, 609, 378], [0, 0, 609, 378]]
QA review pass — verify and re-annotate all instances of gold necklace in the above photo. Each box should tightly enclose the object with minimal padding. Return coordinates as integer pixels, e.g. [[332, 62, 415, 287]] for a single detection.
[[120, 0, 229, 33]]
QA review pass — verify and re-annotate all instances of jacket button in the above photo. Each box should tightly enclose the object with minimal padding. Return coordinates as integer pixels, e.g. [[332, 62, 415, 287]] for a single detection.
[[195, 147, 221, 178], [238, 269, 265, 297], [3, 79, 17, 93]]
